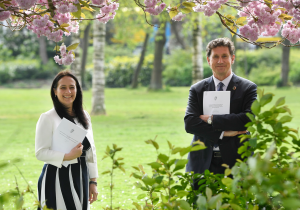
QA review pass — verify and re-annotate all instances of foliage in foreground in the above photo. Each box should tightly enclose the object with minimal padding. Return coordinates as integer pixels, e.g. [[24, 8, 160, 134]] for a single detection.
[[1, 88, 300, 209]]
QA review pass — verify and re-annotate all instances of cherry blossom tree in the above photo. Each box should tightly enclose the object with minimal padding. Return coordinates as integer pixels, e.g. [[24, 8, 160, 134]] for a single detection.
[[1, 0, 300, 66]]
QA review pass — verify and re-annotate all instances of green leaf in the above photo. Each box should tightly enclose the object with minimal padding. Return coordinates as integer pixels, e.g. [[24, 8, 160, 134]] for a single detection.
[[278, 115, 292, 123], [230, 203, 243, 210], [155, 176, 164, 184], [196, 195, 207, 210], [206, 187, 212, 200], [182, 2, 196, 7], [181, 7, 193, 14], [172, 147, 182, 154], [142, 175, 156, 186], [180, 146, 192, 157], [257, 88, 263, 100], [137, 194, 146, 199], [275, 97, 285, 107], [236, 17, 247, 26], [101, 170, 111, 175], [60, 23, 69, 28], [225, 168, 231, 176], [222, 177, 233, 187], [260, 93, 273, 107], [167, 140, 172, 149], [78, 0, 90, 8], [247, 126, 255, 133], [191, 144, 206, 151], [148, 162, 161, 169], [251, 100, 260, 115], [132, 173, 142, 179], [132, 166, 140, 171], [71, 3, 82, 19], [158, 154, 169, 164], [177, 200, 190, 210], [208, 194, 222, 209], [53, 45, 59, 51], [176, 190, 189, 198], [132, 202, 142, 210], [249, 138, 257, 147], [174, 159, 189, 171], [67, 43, 79, 51], [153, 197, 159, 205], [169, 10, 178, 19]]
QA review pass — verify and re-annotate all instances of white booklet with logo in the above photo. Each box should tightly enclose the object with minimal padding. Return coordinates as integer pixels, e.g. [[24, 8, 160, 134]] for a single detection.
[[203, 91, 231, 115], [51, 118, 87, 167]]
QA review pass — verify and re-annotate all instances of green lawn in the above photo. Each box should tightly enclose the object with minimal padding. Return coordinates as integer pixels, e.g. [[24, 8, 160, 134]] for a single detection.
[[0, 86, 299, 209]]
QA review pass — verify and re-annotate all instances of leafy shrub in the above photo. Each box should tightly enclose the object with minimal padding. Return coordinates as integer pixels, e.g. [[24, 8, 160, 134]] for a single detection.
[[104, 55, 153, 88], [0, 59, 61, 84]]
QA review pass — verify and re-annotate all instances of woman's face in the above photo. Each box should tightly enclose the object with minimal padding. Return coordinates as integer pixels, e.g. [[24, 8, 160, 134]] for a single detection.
[[53, 76, 77, 109]]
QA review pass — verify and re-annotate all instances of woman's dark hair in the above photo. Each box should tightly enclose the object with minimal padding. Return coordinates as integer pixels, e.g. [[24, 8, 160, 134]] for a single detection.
[[51, 70, 89, 129]]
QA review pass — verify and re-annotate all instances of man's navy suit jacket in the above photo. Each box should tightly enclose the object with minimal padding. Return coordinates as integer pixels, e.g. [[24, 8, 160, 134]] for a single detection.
[[184, 74, 257, 174]]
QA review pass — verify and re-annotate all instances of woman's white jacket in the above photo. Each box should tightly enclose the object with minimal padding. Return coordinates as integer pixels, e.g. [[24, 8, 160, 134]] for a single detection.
[[35, 108, 98, 178]]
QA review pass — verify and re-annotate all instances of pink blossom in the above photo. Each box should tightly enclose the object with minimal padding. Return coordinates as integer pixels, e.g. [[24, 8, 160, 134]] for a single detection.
[[111, 2, 119, 10], [62, 52, 74, 65], [101, 5, 112, 14], [58, 5, 69, 14], [54, 55, 63, 65], [68, 4, 78, 13], [60, 44, 67, 57], [172, 12, 186, 21], [0, 11, 11, 21], [203, 7, 216, 17], [91, 0, 105, 5], [16, 0, 38, 9], [193, 4, 205, 12], [207, 1, 221, 11], [240, 24, 259, 42]]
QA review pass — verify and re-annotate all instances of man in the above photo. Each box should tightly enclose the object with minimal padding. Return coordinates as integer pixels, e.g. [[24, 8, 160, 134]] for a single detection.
[[184, 38, 257, 185]]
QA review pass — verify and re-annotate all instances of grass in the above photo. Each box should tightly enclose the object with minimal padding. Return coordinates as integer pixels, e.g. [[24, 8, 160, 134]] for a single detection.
[[0, 86, 299, 209]]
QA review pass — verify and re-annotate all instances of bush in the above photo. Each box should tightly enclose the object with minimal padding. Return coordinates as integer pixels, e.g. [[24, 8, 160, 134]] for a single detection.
[[0, 59, 61, 84], [104, 55, 153, 88]]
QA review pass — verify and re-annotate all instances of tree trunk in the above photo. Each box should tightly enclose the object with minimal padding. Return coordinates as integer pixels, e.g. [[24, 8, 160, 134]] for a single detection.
[[281, 39, 290, 86], [38, 36, 48, 64], [170, 21, 186, 50], [131, 33, 149, 89], [192, 15, 203, 84], [81, 22, 91, 89], [91, 18, 106, 115], [70, 32, 82, 86], [149, 21, 166, 90]]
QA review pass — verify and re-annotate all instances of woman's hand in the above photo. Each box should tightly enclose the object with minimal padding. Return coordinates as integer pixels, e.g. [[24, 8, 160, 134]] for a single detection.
[[63, 143, 83, 161], [89, 180, 98, 204]]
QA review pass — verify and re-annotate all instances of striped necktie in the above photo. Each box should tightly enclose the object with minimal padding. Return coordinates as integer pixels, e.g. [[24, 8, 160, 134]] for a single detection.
[[217, 82, 224, 91]]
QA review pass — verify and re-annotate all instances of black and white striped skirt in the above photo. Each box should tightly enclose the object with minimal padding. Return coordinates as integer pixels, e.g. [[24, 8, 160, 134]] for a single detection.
[[37, 156, 89, 210]]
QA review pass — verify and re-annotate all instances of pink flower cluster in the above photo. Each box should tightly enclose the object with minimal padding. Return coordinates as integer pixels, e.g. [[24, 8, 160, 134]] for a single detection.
[[95, 0, 119, 24], [238, 2, 282, 42], [144, 0, 166, 16], [0, 10, 11, 21], [16, 0, 37, 10], [193, 0, 228, 17], [281, 20, 300, 44], [172, 12, 186, 21], [54, 44, 75, 65]]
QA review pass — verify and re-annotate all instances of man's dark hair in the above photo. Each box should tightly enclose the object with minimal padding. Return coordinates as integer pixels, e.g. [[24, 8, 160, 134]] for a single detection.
[[50, 70, 89, 129], [206, 38, 235, 58]]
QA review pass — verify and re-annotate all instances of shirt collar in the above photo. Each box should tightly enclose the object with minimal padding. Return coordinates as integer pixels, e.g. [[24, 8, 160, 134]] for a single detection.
[[212, 72, 233, 91]]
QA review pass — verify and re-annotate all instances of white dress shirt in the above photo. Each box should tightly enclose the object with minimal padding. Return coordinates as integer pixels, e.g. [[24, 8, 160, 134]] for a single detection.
[[212, 73, 233, 150]]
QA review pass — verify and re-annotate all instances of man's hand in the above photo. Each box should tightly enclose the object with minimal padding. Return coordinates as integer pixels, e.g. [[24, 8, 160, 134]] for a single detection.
[[89, 179, 98, 204], [199, 115, 212, 123], [223, 130, 247, 137]]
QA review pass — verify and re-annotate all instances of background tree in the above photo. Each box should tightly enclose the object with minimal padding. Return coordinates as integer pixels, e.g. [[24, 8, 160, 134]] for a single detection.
[[91, 16, 106, 115]]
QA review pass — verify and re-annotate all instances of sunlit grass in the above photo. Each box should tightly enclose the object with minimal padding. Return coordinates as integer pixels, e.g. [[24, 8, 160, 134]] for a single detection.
[[0, 86, 299, 209]]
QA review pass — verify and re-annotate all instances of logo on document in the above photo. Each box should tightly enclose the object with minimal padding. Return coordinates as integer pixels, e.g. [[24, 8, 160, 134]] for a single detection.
[[70, 129, 74, 133], [214, 96, 217, 101]]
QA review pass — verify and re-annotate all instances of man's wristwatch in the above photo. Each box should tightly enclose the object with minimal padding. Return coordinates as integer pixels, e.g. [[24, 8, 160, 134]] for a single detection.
[[207, 115, 212, 124]]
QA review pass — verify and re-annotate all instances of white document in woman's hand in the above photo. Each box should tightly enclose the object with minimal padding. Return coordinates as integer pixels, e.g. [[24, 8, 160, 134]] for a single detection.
[[51, 118, 88, 167], [203, 91, 230, 115]]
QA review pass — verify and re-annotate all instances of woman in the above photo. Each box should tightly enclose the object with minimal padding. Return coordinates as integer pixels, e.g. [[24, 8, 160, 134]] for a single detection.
[[35, 70, 98, 210]]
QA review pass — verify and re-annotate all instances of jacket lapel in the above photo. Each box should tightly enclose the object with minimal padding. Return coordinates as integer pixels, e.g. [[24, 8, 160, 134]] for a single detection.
[[227, 73, 240, 100], [205, 76, 215, 91]]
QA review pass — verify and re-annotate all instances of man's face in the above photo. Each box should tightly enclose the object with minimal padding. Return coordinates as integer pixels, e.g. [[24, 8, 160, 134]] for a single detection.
[[207, 46, 235, 80]]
